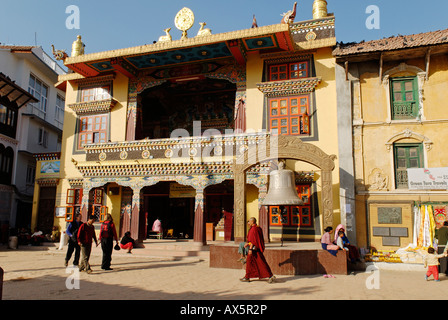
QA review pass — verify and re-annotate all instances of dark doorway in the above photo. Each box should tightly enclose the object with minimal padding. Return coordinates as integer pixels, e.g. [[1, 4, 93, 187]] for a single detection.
[[136, 78, 236, 140], [36, 187, 56, 233], [143, 182, 195, 239], [205, 180, 234, 225]]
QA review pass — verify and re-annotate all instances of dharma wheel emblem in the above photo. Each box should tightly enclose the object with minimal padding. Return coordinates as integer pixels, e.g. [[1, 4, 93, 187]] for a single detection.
[[99, 152, 107, 161], [141, 149, 151, 159], [120, 150, 128, 160], [165, 149, 173, 158], [174, 7, 195, 40]]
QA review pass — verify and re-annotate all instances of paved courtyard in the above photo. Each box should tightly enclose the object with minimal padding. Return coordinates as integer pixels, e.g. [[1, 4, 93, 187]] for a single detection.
[[1, 243, 447, 307]]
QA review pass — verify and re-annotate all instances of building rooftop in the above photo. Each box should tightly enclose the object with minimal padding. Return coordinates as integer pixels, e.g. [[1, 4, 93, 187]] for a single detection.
[[333, 28, 448, 57]]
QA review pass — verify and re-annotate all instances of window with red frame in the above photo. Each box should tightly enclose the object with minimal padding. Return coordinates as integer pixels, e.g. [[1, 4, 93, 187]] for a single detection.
[[90, 188, 107, 222], [81, 86, 111, 102], [269, 95, 310, 136], [78, 114, 108, 149], [269, 184, 312, 227], [268, 61, 309, 81], [66, 188, 83, 222]]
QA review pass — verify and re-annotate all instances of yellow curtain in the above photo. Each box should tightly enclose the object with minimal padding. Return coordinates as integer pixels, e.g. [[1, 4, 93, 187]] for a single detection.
[[428, 205, 436, 248]]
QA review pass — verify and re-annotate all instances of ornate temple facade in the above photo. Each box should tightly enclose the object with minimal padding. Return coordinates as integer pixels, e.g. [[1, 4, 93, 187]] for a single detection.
[[37, 1, 341, 244]]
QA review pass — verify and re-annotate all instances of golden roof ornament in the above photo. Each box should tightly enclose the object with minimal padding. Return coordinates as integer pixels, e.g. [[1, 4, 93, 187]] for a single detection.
[[158, 28, 172, 42], [281, 2, 297, 24], [313, 0, 328, 19], [51, 45, 68, 61], [71, 35, 85, 57], [174, 7, 195, 40], [196, 22, 212, 37]]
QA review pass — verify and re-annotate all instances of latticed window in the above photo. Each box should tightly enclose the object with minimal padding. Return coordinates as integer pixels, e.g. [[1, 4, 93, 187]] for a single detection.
[[269, 95, 310, 136], [268, 61, 309, 81], [66, 188, 83, 222], [394, 144, 423, 188], [78, 114, 108, 149], [390, 77, 418, 120], [80, 86, 110, 102], [269, 184, 312, 227]]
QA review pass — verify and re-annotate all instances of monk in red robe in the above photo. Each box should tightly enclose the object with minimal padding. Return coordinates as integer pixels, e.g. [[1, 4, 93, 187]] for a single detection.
[[240, 217, 275, 283]]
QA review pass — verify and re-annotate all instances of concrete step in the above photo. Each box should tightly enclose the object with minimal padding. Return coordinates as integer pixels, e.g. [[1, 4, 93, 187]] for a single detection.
[[135, 240, 210, 259]]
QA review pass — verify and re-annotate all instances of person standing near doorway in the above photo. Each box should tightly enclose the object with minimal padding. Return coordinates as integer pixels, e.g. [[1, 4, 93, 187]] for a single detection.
[[65, 213, 82, 267], [77, 215, 98, 274], [435, 221, 448, 275], [99, 214, 119, 271]]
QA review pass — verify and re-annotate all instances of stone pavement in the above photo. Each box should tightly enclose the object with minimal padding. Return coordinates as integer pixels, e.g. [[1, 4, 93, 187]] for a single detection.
[[1, 241, 447, 306]]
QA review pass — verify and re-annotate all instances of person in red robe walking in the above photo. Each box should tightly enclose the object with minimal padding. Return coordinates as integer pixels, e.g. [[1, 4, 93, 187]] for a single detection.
[[240, 217, 275, 283]]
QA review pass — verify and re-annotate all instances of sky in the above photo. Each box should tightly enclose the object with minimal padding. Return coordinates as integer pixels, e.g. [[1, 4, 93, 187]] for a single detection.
[[0, 0, 447, 63]]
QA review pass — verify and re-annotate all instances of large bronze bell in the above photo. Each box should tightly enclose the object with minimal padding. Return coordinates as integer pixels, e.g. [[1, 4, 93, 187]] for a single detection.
[[262, 161, 303, 206]]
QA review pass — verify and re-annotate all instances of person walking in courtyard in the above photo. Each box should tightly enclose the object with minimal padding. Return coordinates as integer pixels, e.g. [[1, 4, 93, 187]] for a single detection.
[[99, 214, 119, 270], [65, 213, 82, 267], [77, 215, 98, 274], [424, 247, 447, 282], [240, 217, 275, 283]]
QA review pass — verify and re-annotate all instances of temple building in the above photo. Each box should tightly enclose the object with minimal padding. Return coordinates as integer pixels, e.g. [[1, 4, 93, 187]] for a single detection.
[[37, 1, 341, 245], [334, 28, 448, 261]]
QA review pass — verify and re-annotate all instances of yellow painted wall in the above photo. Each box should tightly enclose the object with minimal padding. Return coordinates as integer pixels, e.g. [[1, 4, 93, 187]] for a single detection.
[[245, 51, 264, 131], [354, 53, 448, 251]]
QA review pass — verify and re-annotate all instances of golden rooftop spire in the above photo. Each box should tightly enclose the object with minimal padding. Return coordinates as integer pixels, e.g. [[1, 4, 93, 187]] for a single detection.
[[313, 0, 328, 19]]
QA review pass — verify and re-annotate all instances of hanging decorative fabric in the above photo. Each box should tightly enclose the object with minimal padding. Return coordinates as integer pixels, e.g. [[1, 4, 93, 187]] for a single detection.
[[433, 206, 448, 229], [428, 205, 436, 248], [422, 205, 431, 248], [413, 205, 420, 246], [417, 205, 425, 248]]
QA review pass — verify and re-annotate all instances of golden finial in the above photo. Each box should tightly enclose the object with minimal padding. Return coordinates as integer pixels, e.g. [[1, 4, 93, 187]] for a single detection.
[[71, 35, 85, 57], [313, 0, 328, 19]]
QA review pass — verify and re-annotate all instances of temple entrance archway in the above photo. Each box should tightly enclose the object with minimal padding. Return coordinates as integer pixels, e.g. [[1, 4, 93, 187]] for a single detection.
[[233, 135, 336, 242], [142, 181, 195, 239]]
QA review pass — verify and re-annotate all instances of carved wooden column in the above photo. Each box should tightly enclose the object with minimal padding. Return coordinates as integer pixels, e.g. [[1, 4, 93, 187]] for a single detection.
[[130, 187, 141, 242], [81, 187, 90, 222], [321, 168, 334, 228], [193, 190, 206, 245], [258, 187, 269, 243], [233, 165, 246, 243]]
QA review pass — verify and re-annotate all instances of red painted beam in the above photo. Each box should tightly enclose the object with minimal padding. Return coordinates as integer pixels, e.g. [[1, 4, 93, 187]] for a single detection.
[[228, 40, 246, 66], [111, 58, 137, 79], [276, 31, 295, 51], [67, 63, 100, 77]]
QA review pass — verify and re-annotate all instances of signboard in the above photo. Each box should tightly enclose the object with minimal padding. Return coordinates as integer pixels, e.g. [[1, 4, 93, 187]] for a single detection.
[[377, 207, 402, 224], [169, 183, 195, 198], [40, 160, 60, 176], [407, 167, 448, 190]]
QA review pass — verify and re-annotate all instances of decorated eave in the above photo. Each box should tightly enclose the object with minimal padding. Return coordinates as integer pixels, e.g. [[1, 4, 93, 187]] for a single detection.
[[62, 23, 294, 79], [33, 152, 61, 161], [257, 77, 322, 97], [73, 132, 273, 178], [0, 72, 38, 108]]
